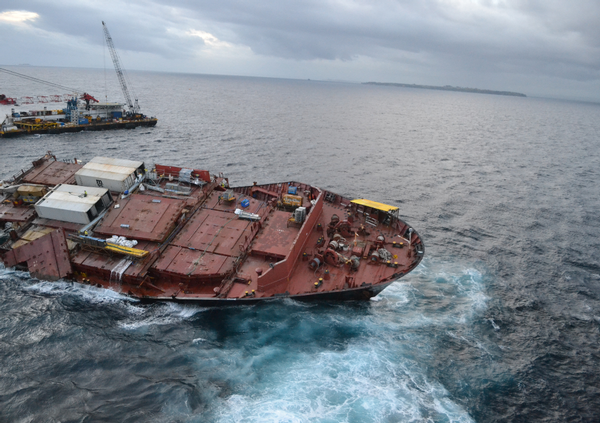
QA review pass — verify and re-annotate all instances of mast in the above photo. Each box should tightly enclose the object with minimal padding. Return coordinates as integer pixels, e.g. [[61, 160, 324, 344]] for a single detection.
[[102, 21, 138, 114]]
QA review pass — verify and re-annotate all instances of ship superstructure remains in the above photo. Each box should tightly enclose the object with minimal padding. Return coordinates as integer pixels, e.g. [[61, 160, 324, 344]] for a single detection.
[[0, 153, 424, 304]]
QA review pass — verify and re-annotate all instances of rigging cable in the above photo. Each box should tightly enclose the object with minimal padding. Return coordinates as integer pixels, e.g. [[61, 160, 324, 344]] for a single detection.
[[0, 67, 82, 94]]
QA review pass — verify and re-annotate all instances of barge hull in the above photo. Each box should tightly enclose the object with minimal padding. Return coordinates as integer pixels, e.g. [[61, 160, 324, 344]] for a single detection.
[[1, 118, 158, 138]]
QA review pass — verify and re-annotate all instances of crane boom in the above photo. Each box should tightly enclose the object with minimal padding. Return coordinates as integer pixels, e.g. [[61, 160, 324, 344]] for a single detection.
[[102, 21, 138, 113], [0, 67, 82, 94]]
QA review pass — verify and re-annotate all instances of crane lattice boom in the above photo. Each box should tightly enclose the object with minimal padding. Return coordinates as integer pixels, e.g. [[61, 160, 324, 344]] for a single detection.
[[102, 21, 138, 113]]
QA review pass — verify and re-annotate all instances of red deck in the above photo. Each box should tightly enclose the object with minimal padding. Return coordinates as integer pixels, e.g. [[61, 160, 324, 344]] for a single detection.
[[0, 155, 425, 304], [0, 203, 36, 223], [251, 210, 299, 259], [151, 246, 235, 281], [171, 208, 250, 254], [71, 239, 157, 280], [203, 190, 268, 215], [94, 194, 186, 242], [22, 160, 82, 186]]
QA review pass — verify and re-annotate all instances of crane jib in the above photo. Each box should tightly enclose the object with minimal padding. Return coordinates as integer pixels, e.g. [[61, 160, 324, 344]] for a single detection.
[[102, 21, 139, 114]]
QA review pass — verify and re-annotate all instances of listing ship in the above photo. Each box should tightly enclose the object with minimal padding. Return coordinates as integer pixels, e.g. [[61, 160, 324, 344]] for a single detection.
[[0, 153, 424, 304]]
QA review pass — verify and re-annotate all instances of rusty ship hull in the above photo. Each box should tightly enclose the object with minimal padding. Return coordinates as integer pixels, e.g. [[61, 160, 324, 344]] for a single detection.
[[0, 153, 424, 304]]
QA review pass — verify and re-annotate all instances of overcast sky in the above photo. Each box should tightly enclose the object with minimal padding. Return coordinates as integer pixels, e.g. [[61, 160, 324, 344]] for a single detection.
[[1, 1, 599, 101]]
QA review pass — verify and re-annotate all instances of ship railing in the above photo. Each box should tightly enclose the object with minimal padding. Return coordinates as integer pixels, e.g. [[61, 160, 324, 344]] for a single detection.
[[9, 169, 27, 184], [365, 215, 378, 227]]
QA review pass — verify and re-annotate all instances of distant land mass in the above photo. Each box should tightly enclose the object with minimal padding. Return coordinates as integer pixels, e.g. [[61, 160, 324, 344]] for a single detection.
[[364, 82, 526, 97]]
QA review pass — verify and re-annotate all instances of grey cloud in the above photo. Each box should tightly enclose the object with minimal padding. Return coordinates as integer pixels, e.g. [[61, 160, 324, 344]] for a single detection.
[[1, 0, 205, 59], [1, 0, 599, 99], [167, 0, 600, 79]]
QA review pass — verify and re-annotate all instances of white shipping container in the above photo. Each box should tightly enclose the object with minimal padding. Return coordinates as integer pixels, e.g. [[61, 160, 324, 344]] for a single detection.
[[89, 156, 144, 171], [75, 168, 135, 192], [35, 184, 112, 224], [75, 156, 145, 192]]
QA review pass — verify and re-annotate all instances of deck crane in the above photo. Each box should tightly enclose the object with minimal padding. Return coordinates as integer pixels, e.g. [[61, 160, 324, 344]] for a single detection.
[[102, 21, 139, 115]]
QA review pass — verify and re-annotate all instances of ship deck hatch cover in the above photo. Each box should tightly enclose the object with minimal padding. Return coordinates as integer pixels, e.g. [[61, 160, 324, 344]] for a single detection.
[[23, 160, 83, 186], [94, 194, 186, 242]]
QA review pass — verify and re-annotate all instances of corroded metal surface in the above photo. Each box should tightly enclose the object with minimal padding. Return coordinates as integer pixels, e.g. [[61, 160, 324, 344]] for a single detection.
[[0, 203, 36, 223], [151, 246, 235, 279], [94, 194, 185, 242], [22, 160, 82, 186], [71, 240, 156, 280], [2, 228, 71, 281], [251, 210, 299, 259], [172, 208, 250, 256]]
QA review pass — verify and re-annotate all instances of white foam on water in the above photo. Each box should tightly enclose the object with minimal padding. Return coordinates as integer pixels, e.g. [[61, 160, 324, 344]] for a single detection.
[[209, 337, 474, 423], [489, 318, 500, 330], [180, 257, 487, 422], [22, 280, 136, 305], [2, 267, 207, 328], [119, 302, 208, 330], [374, 257, 489, 327], [0, 265, 34, 280]]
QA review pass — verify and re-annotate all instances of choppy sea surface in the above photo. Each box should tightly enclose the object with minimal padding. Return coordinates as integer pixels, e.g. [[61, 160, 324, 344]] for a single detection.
[[1, 66, 600, 422]]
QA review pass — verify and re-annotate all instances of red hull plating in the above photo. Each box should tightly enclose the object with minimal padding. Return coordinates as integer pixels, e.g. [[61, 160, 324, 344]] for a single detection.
[[0, 154, 424, 304]]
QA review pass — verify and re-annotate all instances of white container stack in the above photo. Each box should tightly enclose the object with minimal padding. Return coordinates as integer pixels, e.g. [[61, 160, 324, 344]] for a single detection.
[[75, 157, 145, 193]]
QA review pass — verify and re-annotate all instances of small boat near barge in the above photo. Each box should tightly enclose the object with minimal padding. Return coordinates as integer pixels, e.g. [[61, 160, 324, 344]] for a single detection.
[[0, 153, 424, 304]]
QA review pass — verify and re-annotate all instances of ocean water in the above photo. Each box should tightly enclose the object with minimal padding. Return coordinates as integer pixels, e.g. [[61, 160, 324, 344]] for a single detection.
[[1, 66, 599, 422]]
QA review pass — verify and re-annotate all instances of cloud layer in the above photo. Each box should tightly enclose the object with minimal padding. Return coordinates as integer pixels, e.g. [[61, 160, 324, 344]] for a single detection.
[[1, 0, 599, 100]]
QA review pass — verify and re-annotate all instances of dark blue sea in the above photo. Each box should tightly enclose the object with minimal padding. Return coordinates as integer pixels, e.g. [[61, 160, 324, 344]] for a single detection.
[[1, 66, 599, 422]]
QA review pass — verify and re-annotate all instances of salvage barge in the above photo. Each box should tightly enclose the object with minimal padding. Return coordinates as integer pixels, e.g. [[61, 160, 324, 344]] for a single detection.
[[0, 153, 424, 304], [0, 101, 157, 138]]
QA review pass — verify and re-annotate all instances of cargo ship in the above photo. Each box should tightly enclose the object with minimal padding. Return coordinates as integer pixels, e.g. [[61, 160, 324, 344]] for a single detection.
[[0, 153, 424, 304]]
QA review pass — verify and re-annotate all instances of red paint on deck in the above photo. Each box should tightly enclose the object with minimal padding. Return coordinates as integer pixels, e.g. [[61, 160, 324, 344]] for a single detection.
[[22, 160, 82, 186], [0, 203, 36, 223], [251, 210, 299, 259], [94, 194, 185, 242], [151, 246, 235, 281], [71, 240, 158, 281], [172, 208, 250, 256]]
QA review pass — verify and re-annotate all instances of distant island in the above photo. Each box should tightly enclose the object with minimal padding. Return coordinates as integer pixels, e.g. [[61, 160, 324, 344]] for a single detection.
[[364, 82, 526, 97]]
